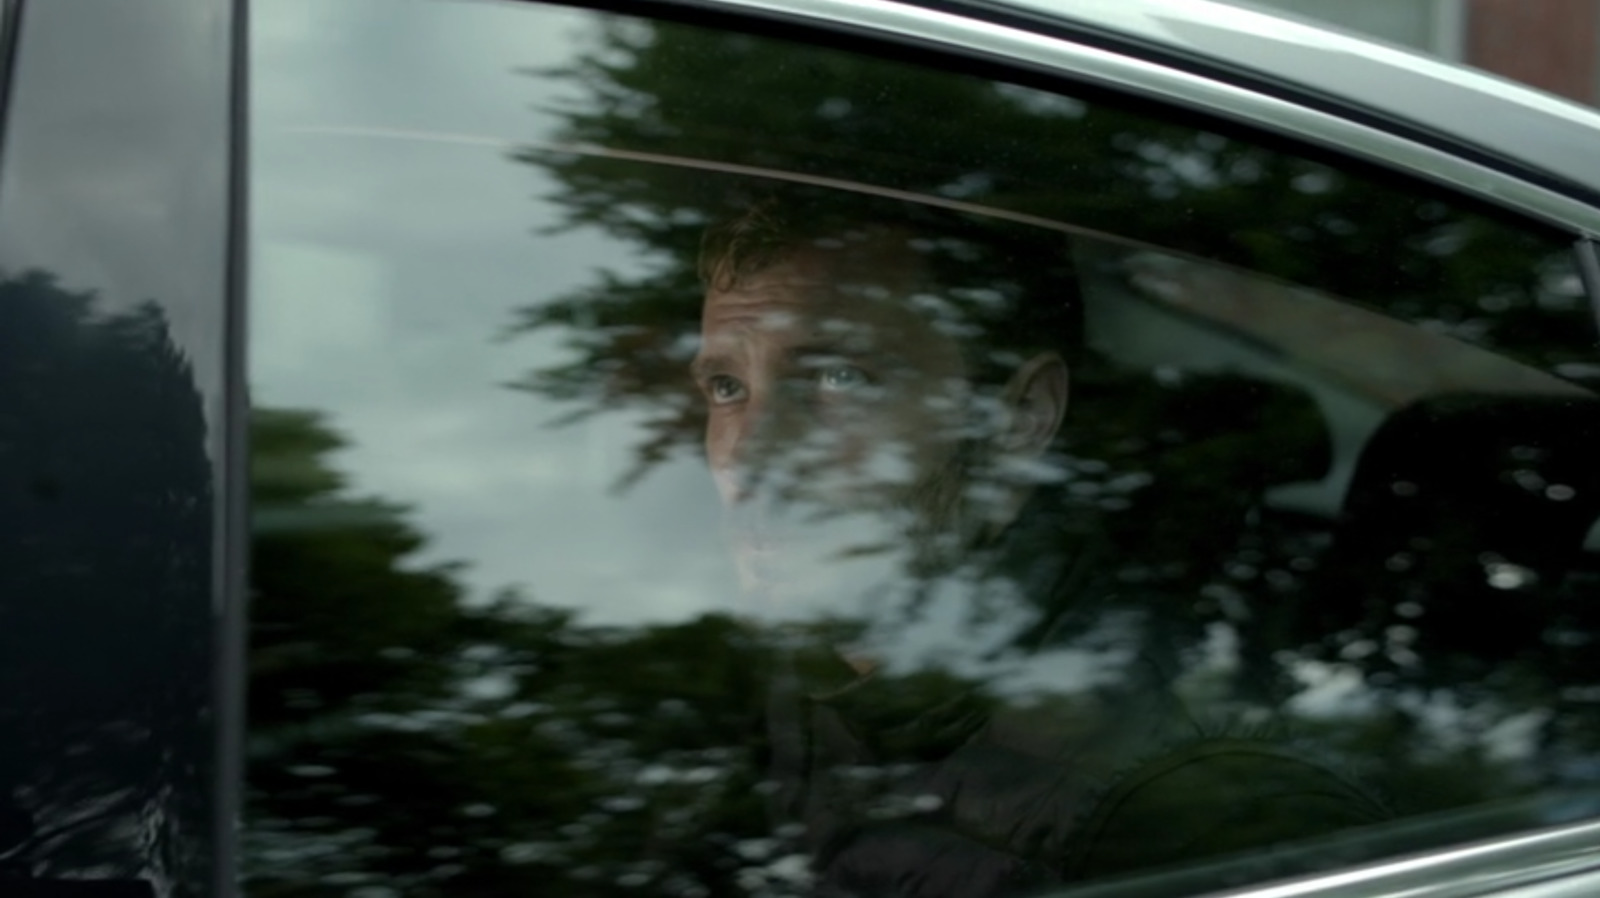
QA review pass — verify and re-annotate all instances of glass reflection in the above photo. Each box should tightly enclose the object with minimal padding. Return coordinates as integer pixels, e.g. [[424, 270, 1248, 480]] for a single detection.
[[0, 270, 209, 896], [248, 0, 1600, 896]]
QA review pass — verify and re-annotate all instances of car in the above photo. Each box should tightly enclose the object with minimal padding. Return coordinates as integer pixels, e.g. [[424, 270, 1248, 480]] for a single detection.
[[4, 0, 1600, 896]]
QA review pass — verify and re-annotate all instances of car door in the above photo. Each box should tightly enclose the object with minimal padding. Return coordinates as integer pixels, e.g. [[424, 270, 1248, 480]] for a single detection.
[[0, 0, 244, 895], [242, 1, 1600, 892]]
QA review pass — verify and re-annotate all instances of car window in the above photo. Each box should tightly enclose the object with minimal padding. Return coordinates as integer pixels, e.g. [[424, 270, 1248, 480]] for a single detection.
[[247, 2, 1600, 896]]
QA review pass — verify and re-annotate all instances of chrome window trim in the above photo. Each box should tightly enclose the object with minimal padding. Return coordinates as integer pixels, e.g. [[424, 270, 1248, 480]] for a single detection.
[[0, 0, 21, 156], [1491, 869, 1600, 898], [1579, 239, 1600, 336], [656, 0, 1600, 237], [942, 0, 1600, 207], [218, 0, 251, 892], [1195, 818, 1600, 898]]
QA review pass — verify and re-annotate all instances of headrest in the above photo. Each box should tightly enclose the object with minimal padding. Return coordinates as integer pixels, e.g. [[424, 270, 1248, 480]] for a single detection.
[[1342, 392, 1600, 567]]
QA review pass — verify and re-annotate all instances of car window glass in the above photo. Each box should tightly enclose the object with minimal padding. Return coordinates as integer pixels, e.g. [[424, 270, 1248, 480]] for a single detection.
[[248, 2, 1600, 896]]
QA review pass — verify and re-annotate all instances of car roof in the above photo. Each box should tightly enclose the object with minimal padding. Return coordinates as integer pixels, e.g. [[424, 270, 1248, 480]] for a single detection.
[[917, 0, 1600, 212]]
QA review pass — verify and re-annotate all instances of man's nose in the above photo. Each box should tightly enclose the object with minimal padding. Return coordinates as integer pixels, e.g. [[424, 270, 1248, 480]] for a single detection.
[[715, 385, 809, 505]]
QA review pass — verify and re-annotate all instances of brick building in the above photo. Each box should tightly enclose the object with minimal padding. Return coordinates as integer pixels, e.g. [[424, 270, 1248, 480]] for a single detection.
[[1466, 0, 1597, 104]]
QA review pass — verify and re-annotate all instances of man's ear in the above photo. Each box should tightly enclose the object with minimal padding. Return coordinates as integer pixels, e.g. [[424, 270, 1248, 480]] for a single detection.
[[998, 352, 1068, 456]]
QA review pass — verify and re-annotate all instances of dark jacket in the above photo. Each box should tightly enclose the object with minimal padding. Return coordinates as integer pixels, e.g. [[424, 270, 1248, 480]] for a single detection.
[[764, 496, 1389, 898]]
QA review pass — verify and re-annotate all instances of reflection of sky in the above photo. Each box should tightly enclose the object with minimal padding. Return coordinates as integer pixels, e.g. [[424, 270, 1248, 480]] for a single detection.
[[246, 0, 1577, 810], [242, 0, 1360, 694], [252, 0, 738, 623], [248, 0, 1107, 688], [252, 0, 1523, 721], [248, 0, 1120, 718]]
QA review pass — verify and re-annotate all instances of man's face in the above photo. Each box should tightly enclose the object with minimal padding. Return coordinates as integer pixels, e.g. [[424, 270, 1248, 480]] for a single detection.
[[691, 241, 976, 607]]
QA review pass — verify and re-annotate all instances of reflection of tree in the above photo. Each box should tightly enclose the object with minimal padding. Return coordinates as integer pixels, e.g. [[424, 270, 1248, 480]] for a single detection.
[[491, 11, 1600, 883], [249, 408, 1026, 896], [0, 270, 211, 893], [245, 403, 1548, 896], [511, 14, 1592, 490]]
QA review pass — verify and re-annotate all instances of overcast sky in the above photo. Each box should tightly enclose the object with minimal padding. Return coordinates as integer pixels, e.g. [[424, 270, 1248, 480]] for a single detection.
[[243, 0, 1374, 695], [242, 0, 1558, 738], [245, 0, 1132, 703], [252, 0, 746, 626]]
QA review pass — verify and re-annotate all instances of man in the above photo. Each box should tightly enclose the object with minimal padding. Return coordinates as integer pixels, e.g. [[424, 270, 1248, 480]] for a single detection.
[[691, 195, 1072, 621], [690, 190, 1387, 898]]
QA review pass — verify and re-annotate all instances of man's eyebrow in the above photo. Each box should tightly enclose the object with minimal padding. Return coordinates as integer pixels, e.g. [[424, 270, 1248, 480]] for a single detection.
[[688, 343, 872, 381], [787, 342, 875, 366], [688, 353, 734, 381], [788, 342, 855, 359]]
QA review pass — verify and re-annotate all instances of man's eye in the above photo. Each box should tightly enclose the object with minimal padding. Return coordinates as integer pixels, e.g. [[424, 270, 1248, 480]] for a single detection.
[[705, 374, 747, 405], [816, 364, 872, 394]]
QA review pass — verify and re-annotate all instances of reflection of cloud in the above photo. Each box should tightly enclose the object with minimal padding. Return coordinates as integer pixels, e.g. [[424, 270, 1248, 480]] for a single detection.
[[252, 0, 738, 624], [254, 244, 386, 385], [253, 216, 735, 622], [246, 0, 1118, 662], [253, 0, 597, 138], [840, 574, 1125, 697], [1291, 661, 1550, 766], [1287, 661, 1374, 717]]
